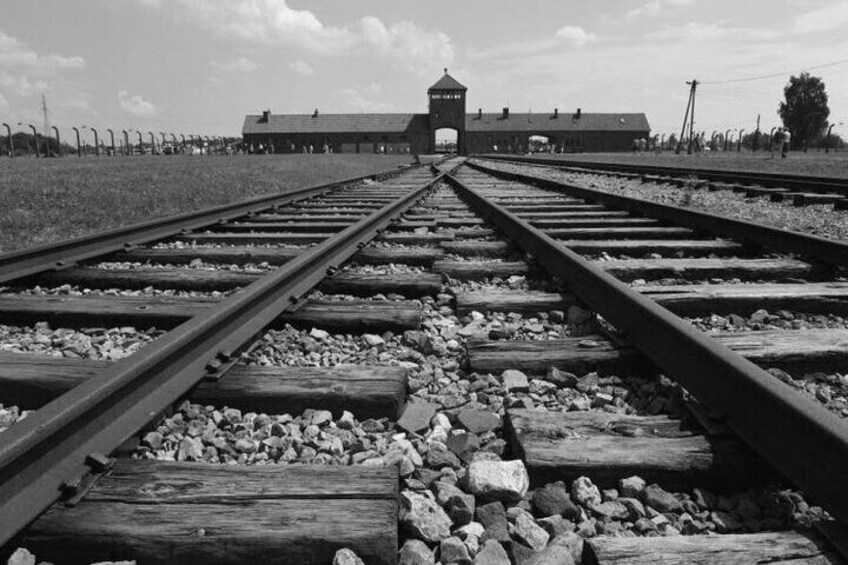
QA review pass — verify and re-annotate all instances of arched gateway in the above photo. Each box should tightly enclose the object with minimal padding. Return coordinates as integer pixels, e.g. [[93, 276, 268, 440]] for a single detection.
[[428, 70, 467, 154], [242, 71, 650, 156]]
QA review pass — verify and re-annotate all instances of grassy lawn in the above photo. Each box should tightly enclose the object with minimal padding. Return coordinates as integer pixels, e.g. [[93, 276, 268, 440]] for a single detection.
[[498, 150, 848, 178], [0, 154, 413, 253]]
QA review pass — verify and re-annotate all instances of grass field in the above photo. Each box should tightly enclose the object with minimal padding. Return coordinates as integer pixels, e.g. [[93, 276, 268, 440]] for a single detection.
[[0, 154, 413, 253], [503, 150, 848, 178]]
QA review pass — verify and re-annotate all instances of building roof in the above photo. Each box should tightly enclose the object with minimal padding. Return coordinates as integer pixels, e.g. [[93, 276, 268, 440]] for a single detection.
[[466, 112, 650, 133], [428, 71, 467, 91], [242, 113, 429, 135], [243, 111, 651, 136]]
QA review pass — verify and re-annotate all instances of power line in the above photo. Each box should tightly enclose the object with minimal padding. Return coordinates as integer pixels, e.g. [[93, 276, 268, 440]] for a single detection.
[[702, 57, 848, 85]]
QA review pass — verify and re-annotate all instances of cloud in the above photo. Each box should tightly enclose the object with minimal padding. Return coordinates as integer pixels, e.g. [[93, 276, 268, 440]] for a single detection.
[[794, 2, 848, 34], [136, 1, 453, 72], [627, 0, 695, 19], [555, 26, 598, 47], [118, 90, 157, 116], [359, 17, 454, 72], [646, 22, 780, 42], [340, 83, 398, 113], [210, 57, 258, 72], [288, 60, 314, 76], [0, 30, 86, 71]]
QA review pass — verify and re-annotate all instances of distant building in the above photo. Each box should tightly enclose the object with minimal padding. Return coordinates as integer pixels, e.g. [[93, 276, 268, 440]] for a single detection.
[[242, 70, 650, 155]]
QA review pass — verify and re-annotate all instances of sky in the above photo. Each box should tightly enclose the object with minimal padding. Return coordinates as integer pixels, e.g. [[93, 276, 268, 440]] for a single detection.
[[1, 0, 848, 141]]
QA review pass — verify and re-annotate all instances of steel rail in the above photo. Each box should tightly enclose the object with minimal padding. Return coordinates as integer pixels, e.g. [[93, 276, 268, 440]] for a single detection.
[[0, 164, 422, 285], [0, 168, 447, 545], [446, 170, 848, 525], [470, 159, 848, 268], [481, 154, 848, 194]]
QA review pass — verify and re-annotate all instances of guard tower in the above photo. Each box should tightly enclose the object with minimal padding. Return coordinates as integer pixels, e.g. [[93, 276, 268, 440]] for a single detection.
[[428, 69, 467, 155]]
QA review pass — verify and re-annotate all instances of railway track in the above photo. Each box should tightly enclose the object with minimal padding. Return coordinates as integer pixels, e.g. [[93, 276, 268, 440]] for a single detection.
[[1, 156, 847, 564], [483, 154, 848, 205]]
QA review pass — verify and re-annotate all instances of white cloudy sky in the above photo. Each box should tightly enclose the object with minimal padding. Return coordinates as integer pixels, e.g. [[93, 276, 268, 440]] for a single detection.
[[1, 0, 847, 139]]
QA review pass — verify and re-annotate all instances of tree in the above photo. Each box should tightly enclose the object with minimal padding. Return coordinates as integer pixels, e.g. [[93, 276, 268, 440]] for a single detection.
[[778, 72, 830, 151]]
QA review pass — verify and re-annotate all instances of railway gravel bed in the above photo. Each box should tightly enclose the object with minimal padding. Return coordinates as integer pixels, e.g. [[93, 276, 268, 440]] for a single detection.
[[2, 160, 846, 564], [482, 160, 848, 241]]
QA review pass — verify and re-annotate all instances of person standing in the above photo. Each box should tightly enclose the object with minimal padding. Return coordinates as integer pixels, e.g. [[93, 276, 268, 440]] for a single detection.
[[782, 129, 791, 158]]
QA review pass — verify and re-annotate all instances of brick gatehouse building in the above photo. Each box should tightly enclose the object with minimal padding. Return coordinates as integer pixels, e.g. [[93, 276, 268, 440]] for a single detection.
[[242, 70, 650, 155]]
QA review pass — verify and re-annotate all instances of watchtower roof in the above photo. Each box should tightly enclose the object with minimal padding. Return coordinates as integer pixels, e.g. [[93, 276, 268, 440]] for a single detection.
[[429, 69, 467, 92]]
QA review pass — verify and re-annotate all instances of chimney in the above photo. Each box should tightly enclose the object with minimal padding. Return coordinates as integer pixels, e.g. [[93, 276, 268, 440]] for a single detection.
[[478, 108, 482, 119], [502, 107, 509, 119], [312, 108, 319, 118], [554, 108, 559, 118], [260, 109, 271, 123]]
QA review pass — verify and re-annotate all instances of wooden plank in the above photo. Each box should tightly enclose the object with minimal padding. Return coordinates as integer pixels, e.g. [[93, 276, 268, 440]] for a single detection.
[[0, 295, 419, 333], [505, 204, 607, 213], [530, 218, 660, 229], [437, 217, 484, 227], [744, 186, 790, 198], [713, 328, 848, 374], [243, 214, 365, 222], [354, 246, 444, 266], [639, 282, 848, 315], [560, 239, 743, 257], [284, 299, 421, 333], [450, 228, 497, 239], [546, 227, 698, 240], [466, 335, 647, 376], [117, 246, 303, 266], [506, 410, 759, 489], [515, 211, 631, 219], [441, 241, 513, 258], [194, 364, 407, 418], [467, 329, 848, 374], [377, 233, 455, 244], [212, 222, 350, 232], [318, 272, 442, 297], [794, 193, 845, 206], [455, 290, 575, 316], [585, 532, 837, 565], [770, 191, 803, 203], [24, 461, 398, 565], [432, 260, 530, 281], [599, 258, 812, 282], [0, 354, 407, 418], [176, 233, 331, 245], [36, 267, 259, 292]]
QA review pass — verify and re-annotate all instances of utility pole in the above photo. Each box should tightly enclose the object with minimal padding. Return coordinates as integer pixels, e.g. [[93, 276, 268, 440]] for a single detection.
[[676, 79, 698, 154]]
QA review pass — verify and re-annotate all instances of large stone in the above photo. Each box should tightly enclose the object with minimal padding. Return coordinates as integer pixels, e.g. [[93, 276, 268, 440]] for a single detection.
[[427, 442, 461, 469], [458, 409, 502, 434], [511, 509, 550, 551], [6, 549, 35, 565], [433, 481, 476, 526], [440, 536, 471, 565], [474, 540, 510, 565], [525, 538, 576, 565], [500, 369, 530, 393], [550, 533, 584, 563], [544, 367, 579, 388], [571, 476, 602, 507], [618, 475, 646, 499], [398, 539, 436, 565], [532, 482, 573, 517], [643, 484, 682, 513], [465, 460, 529, 502], [446, 432, 480, 457], [333, 548, 365, 565], [400, 491, 453, 543], [476, 501, 511, 543], [398, 402, 439, 434]]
